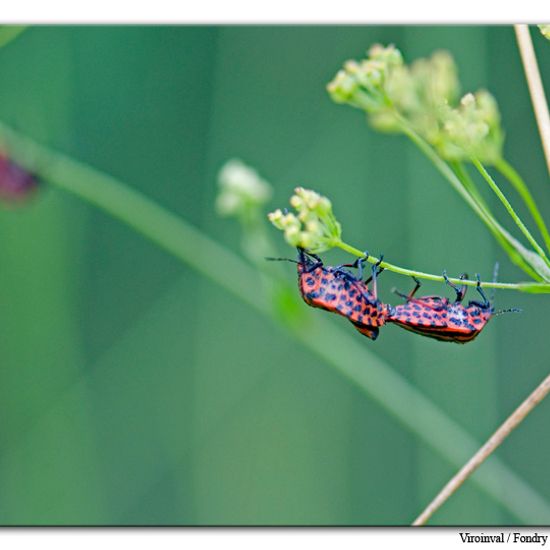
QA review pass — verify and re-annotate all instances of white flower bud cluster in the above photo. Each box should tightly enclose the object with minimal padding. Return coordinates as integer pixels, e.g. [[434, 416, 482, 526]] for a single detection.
[[268, 187, 341, 253], [328, 45, 462, 138], [216, 159, 272, 217], [327, 44, 403, 114], [370, 50, 460, 136]]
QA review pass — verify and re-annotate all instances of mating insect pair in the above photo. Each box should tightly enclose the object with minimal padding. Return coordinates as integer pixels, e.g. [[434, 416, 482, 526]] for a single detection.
[[269, 248, 518, 344]]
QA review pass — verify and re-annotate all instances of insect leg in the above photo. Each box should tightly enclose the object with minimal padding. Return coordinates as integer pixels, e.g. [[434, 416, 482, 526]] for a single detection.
[[444, 271, 468, 303], [335, 251, 369, 280], [391, 276, 420, 302], [370, 254, 384, 300], [475, 273, 490, 307]]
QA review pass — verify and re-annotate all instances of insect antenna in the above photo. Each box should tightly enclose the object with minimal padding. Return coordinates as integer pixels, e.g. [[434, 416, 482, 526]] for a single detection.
[[265, 257, 298, 264], [494, 307, 522, 316]]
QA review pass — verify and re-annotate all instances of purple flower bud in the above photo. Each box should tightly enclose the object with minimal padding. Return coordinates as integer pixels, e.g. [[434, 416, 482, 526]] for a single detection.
[[0, 153, 38, 202]]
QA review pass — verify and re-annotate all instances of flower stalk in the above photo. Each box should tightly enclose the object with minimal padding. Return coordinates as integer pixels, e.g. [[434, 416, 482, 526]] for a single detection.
[[495, 157, 550, 253], [472, 157, 550, 269]]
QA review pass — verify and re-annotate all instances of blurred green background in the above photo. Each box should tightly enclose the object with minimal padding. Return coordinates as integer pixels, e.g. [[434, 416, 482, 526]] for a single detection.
[[0, 25, 548, 526]]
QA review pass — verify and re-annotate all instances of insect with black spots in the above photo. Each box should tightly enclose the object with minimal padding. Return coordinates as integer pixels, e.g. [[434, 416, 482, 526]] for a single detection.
[[331, 251, 390, 340], [268, 248, 389, 340], [388, 265, 519, 343]]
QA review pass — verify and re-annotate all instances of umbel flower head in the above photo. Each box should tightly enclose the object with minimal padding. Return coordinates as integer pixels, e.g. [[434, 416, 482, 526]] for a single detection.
[[370, 50, 460, 136], [327, 44, 505, 164], [216, 159, 272, 218], [437, 90, 504, 164], [327, 44, 460, 135], [268, 187, 342, 253], [327, 44, 403, 116]]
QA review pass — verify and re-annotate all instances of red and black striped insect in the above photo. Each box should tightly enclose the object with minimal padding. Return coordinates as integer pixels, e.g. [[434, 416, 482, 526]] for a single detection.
[[268, 248, 388, 340], [388, 266, 518, 343], [0, 152, 38, 203]]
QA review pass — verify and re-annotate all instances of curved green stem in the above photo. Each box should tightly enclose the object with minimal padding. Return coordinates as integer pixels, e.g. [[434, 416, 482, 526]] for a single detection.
[[473, 158, 550, 269], [335, 240, 521, 290], [451, 161, 489, 211], [337, 238, 550, 291], [495, 157, 550, 253]]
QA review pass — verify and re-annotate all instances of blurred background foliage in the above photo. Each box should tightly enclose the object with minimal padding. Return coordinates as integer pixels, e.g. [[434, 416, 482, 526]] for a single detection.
[[0, 25, 549, 525]]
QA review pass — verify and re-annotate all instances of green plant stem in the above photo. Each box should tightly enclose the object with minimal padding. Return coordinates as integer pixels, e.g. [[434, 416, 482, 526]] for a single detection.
[[451, 161, 489, 211], [496, 157, 550, 253], [335, 240, 519, 291], [473, 158, 550, 269], [451, 162, 540, 280], [1, 121, 550, 521]]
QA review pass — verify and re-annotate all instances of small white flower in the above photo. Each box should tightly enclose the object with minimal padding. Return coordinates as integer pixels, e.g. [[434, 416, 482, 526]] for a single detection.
[[215, 191, 242, 216], [216, 159, 272, 217]]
